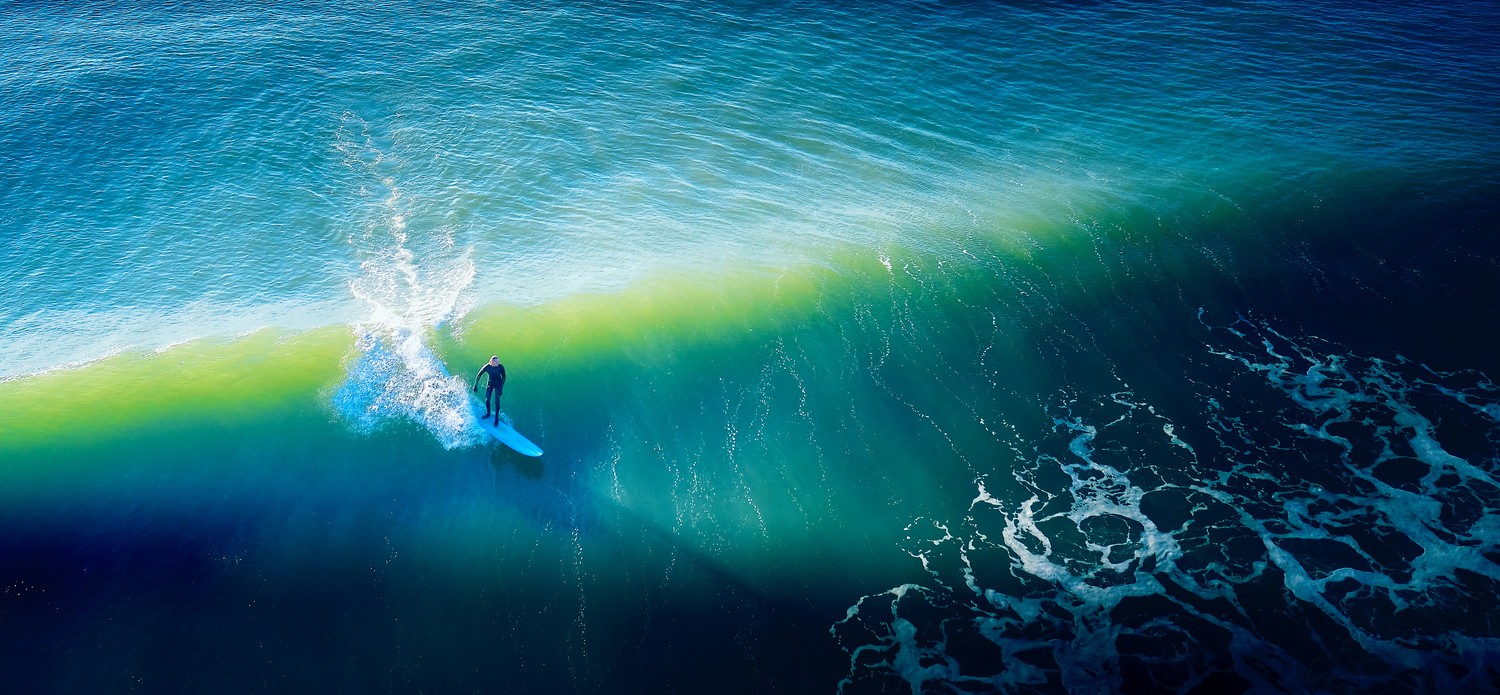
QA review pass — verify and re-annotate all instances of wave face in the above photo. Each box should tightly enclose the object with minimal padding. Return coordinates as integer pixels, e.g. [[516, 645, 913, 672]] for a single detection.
[[2, 1, 1499, 693]]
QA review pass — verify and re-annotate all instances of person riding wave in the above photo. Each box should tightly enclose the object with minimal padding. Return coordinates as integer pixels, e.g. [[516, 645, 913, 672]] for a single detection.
[[473, 356, 506, 426]]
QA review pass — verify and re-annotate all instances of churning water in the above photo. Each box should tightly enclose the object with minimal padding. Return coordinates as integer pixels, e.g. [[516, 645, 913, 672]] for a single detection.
[[3, 1, 1498, 692]]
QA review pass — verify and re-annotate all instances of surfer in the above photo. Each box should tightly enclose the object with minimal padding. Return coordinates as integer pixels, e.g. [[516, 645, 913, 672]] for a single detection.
[[472, 356, 506, 425]]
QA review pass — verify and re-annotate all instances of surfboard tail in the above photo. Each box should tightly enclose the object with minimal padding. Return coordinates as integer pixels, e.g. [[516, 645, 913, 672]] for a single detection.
[[469, 395, 543, 456]]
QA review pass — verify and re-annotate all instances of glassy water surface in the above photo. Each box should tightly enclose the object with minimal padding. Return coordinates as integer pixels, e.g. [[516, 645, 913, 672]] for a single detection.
[[2, 1, 1498, 692]]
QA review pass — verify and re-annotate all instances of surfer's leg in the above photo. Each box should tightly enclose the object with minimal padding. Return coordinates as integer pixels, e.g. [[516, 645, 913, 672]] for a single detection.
[[487, 386, 500, 424]]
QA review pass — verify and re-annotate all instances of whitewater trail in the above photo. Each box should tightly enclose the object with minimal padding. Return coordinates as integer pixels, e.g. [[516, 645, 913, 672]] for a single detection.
[[328, 113, 484, 449]]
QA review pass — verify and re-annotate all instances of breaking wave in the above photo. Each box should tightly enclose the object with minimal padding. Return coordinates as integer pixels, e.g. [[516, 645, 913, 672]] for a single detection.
[[327, 112, 484, 449]]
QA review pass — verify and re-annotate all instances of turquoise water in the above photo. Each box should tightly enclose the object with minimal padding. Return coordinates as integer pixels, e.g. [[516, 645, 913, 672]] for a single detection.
[[3, 1, 1499, 692]]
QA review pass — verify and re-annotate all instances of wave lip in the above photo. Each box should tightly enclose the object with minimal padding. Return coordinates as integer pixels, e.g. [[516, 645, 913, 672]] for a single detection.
[[331, 327, 481, 450]]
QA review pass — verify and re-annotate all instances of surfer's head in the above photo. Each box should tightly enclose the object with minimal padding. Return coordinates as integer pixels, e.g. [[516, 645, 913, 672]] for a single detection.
[[490, 356, 499, 365]]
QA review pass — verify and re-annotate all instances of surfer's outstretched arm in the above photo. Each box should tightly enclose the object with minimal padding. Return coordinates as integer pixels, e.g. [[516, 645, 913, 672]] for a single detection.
[[473, 366, 485, 392]]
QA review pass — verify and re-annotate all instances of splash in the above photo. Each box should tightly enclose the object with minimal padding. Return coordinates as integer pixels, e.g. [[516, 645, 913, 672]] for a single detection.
[[328, 113, 483, 449], [834, 320, 1500, 693]]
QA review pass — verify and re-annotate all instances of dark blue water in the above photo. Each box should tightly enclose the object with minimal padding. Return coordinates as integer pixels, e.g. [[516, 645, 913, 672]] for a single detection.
[[3, 1, 1499, 693]]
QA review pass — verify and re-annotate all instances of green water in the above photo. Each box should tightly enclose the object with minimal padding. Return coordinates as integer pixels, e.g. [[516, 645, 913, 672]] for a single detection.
[[6, 1, 1500, 692]]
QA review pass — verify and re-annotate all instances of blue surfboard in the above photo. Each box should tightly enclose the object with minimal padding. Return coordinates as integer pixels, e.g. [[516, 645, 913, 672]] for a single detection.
[[470, 392, 543, 457]]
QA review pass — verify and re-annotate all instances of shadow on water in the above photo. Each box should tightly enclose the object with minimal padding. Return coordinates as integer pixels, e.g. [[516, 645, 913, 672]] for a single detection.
[[592, 497, 848, 688], [488, 443, 544, 480], [468, 430, 847, 690], [478, 433, 784, 610]]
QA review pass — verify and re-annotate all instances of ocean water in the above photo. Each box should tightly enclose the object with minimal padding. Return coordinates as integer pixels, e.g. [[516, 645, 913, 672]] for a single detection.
[[3, 1, 1499, 693]]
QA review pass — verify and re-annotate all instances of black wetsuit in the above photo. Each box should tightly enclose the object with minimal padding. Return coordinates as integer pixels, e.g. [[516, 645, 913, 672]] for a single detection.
[[475, 363, 506, 415]]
